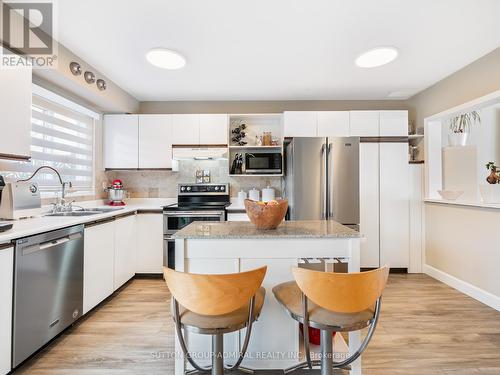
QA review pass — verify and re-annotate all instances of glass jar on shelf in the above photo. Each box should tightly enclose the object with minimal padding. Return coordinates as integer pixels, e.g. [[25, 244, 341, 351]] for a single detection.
[[262, 131, 272, 146]]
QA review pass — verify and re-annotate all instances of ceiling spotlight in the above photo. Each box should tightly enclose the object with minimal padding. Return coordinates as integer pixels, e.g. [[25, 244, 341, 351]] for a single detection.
[[84, 71, 95, 84], [146, 48, 186, 70], [69, 61, 82, 76], [96, 79, 107, 91], [355, 47, 398, 68]]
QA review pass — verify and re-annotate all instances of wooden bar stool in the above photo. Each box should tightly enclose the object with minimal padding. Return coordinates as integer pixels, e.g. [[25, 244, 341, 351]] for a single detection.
[[164, 266, 267, 375], [273, 266, 389, 375]]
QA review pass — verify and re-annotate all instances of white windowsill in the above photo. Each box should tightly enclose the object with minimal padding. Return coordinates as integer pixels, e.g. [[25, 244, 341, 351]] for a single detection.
[[424, 198, 500, 210]]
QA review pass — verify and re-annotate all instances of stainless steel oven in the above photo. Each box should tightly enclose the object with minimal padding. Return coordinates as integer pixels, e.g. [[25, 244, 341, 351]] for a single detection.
[[163, 183, 229, 269]]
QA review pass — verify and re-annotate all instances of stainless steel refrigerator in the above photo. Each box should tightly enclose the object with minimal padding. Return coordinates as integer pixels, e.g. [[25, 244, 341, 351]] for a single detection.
[[284, 137, 359, 227]]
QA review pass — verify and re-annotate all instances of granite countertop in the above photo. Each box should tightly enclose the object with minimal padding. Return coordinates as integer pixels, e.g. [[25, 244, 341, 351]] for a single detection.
[[0, 198, 175, 245], [172, 220, 361, 239]]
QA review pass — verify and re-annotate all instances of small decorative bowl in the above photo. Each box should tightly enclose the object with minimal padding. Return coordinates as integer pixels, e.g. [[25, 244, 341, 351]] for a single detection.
[[438, 190, 464, 201], [244, 199, 288, 230]]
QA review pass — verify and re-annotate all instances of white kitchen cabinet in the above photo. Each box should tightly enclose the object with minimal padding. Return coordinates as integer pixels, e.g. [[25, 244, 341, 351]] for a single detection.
[[199, 114, 228, 144], [104, 114, 139, 168], [83, 220, 115, 314], [114, 214, 137, 290], [0, 66, 32, 160], [172, 114, 200, 144], [379, 143, 410, 268], [359, 143, 380, 268], [349, 111, 379, 137], [359, 141, 410, 269], [409, 163, 424, 273], [0, 246, 13, 375], [317, 111, 350, 137], [136, 213, 163, 273], [138, 114, 172, 168], [283, 111, 317, 137], [379, 110, 408, 136]]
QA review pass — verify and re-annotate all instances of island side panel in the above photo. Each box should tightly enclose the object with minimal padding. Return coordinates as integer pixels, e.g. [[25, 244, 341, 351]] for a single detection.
[[174, 239, 185, 375], [348, 238, 361, 375], [239, 257, 300, 369]]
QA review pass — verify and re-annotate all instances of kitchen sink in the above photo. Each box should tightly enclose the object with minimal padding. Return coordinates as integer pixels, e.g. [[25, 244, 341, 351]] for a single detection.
[[45, 211, 102, 217], [83, 207, 125, 213]]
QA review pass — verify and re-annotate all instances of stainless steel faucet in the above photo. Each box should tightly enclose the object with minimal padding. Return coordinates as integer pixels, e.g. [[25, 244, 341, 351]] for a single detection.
[[17, 166, 73, 212]]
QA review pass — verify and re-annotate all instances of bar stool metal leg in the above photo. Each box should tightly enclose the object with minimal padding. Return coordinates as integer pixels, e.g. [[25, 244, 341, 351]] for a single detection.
[[212, 334, 224, 375], [320, 329, 333, 375]]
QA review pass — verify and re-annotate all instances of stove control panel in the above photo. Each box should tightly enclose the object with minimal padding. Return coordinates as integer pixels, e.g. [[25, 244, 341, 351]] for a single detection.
[[179, 183, 229, 195]]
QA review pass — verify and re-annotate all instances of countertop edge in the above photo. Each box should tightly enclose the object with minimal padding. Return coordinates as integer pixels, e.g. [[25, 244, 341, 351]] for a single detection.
[[0, 199, 171, 244]]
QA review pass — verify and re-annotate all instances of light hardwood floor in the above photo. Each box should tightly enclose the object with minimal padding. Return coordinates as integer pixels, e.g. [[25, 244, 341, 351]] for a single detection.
[[14, 274, 500, 374]]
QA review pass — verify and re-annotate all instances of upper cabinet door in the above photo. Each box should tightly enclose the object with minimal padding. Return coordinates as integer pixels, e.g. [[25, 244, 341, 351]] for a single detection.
[[172, 114, 200, 144], [0, 66, 32, 159], [379, 110, 408, 136], [317, 111, 350, 137], [104, 115, 139, 168], [349, 111, 379, 137], [284, 111, 317, 137], [199, 114, 228, 145], [138, 115, 172, 168]]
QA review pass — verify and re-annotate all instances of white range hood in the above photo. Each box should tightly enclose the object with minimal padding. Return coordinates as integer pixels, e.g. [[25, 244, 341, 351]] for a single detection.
[[171, 146, 228, 171]]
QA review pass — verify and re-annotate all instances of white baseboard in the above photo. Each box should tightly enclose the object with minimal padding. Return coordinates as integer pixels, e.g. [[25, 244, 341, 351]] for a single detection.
[[424, 264, 500, 311]]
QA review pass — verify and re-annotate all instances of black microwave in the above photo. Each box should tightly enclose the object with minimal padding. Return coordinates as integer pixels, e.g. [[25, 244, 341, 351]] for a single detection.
[[244, 152, 282, 174]]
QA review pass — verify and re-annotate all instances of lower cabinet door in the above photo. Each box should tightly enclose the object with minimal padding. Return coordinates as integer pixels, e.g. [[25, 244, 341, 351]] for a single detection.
[[0, 247, 13, 375], [114, 215, 137, 290], [136, 214, 163, 273], [83, 221, 115, 314]]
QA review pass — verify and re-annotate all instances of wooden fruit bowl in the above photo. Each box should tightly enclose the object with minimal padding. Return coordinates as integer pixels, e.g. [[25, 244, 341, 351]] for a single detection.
[[244, 199, 288, 230]]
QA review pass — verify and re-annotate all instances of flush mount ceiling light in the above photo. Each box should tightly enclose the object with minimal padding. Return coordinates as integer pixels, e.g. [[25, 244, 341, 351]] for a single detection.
[[146, 48, 186, 70], [355, 47, 398, 68]]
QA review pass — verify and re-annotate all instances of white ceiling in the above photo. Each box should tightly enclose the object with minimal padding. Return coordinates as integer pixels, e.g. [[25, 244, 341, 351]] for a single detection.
[[57, 0, 500, 101]]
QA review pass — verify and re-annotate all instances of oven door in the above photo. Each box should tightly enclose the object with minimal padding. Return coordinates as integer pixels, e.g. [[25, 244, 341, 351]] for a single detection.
[[163, 211, 226, 236], [163, 236, 176, 269], [163, 210, 226, 269]]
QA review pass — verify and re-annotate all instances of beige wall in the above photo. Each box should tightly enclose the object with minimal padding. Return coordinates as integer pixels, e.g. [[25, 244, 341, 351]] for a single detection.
[[425, 203, 500, 299], [407, 47, 500, 129], [139, 100, 408, 114]]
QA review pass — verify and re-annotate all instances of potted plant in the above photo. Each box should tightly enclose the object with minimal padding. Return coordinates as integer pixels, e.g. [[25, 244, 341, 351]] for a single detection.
[[479, 162, 500, 203], [448, 110, 480, 146]]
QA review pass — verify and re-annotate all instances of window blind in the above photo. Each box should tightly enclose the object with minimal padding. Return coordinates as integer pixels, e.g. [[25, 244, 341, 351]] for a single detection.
[[0, 94, 95, 195]]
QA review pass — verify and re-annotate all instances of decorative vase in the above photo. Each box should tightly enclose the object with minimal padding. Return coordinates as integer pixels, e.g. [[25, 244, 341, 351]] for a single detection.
[[479, 184, 500, 204], [448, 132, 468, 146]]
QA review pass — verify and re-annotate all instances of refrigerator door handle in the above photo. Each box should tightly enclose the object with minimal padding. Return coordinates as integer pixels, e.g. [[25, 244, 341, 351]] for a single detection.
[[320, 143, 327, 219], [327, 142, 334, 219]]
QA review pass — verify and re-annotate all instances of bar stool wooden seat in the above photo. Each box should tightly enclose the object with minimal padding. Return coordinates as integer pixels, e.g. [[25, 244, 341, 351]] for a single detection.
[[273, 266, 389, 375], [164, 266, 267, 375]]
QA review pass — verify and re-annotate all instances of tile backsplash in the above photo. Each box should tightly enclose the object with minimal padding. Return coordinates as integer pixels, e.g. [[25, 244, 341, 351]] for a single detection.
[[104, 159, 283, 198]]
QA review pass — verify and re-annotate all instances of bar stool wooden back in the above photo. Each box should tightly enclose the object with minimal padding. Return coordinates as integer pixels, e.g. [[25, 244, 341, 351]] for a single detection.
[[273, 266, 389, 375], [164, 266, 267, 375]]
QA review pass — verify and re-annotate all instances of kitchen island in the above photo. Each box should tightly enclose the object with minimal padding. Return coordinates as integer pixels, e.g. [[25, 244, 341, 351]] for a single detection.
[[172, 220, 363, 374]]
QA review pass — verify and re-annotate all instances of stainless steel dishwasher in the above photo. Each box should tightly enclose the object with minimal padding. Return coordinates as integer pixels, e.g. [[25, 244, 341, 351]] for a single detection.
[[13, 224, 84, 367]]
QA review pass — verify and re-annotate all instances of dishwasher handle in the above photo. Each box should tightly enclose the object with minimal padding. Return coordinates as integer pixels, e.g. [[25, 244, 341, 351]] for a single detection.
[[23, 232, 83, 255]]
